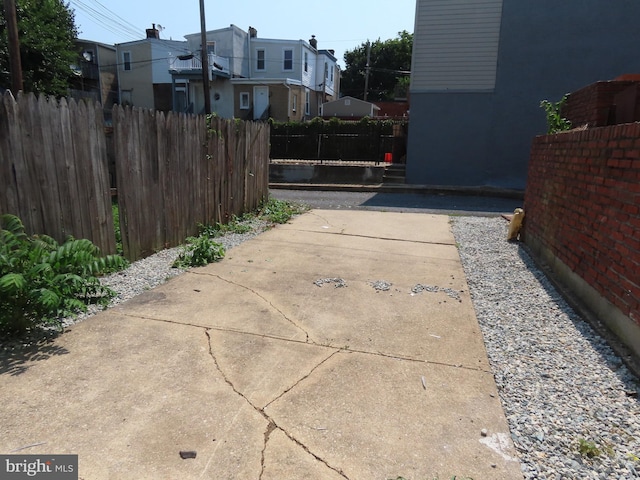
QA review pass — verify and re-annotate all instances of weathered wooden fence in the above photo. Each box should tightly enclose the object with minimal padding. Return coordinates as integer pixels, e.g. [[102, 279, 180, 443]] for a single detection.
[[113, 106, 269, 260], [0, 91, 115, 253], [0, 92, 270, 261]]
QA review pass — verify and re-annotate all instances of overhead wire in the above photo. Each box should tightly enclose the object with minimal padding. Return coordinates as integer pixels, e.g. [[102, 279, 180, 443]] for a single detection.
[[70, 0, 142, 42]]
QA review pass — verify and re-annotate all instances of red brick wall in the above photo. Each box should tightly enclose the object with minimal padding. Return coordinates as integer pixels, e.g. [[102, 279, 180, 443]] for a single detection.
[[563, 80, 640, 127], [525, 124, 640, 327]]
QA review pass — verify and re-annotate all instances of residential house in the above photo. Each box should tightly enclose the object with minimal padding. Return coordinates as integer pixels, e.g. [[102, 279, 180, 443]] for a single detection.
[[69, 40, 118, 121], [169, 24, 245, 116], [169, 26, 340, 121], [116, 25, 190, 111], [406, 0, 640, 190], [320, 96, 380, 119]]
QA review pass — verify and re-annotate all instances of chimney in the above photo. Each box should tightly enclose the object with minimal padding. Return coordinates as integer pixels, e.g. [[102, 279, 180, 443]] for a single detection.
[[309, 35, 317, 49], [146, 23, 159, 39], [249, 26, 257, 38], [328, 49, 335, 56]]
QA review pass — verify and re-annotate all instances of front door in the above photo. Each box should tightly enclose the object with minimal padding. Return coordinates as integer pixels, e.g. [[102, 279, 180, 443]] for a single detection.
[[253, 86, 269, 120]]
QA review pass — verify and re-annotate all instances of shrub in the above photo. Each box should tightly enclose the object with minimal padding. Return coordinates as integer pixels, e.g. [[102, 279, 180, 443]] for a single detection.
[[0, 214, 128, 336]]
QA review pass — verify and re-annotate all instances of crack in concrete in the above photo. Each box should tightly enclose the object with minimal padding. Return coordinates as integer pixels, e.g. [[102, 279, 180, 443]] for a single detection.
[[121, 312, 488, 374], [308, 211, 333, 227], [195, 272, 311, 343], [204, 329, 349, 479], [258, 421, 277, 480], [118, 312, 300, 344], [263, 349, 340, 410]]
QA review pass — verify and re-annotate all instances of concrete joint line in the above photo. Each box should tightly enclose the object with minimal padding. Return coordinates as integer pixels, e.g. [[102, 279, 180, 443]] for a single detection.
[[306, 229, 455, 247], [204, 330, 348, 479], [200, 273, 312, 342], [346, 347, 492, 374]]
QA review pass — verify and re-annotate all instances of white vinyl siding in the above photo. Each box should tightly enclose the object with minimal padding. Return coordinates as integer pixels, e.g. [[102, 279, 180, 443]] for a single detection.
[[411, 0, 503, 92]]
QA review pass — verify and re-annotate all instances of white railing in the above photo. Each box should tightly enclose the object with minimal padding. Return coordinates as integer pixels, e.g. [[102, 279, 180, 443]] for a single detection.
[[168, 53, 230, 76]]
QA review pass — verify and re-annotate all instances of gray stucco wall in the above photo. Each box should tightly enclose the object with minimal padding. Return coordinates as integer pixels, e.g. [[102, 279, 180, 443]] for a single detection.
[[407, 0, 640, 190]]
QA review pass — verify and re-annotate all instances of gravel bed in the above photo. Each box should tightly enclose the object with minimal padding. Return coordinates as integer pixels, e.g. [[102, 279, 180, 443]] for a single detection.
[[452, 216, 640, 480]]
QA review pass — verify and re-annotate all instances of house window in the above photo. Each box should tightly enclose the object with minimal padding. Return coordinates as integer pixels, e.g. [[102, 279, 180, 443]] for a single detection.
[[324, 62, 328, 79], [344, 99, 351, 106], [305, 90, 310, 115], [240, 92, 250, 110], [304, 52, 308, 73], [283, 49, 293, 71], [123, 51, 131, 71], [206, 41, 215, 55], [292, 94, 297, 112], [121, 89, 133, 106], [330, 65, 334, 82], [256, 49, 265, 71]]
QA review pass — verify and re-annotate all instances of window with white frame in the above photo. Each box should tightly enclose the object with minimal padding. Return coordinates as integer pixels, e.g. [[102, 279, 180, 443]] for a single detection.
[[305, 90, 310, 115], [330, 65, 334, 82], [206, 41, 215, 55], [324, 62, 328, 79], [283, 49, 293, 71], [292, 94, 297, 112], [256, 49, 265, 71], [122, 51, 131, 71], [240, 92, 250, 109], [304, 52, 308, 73]]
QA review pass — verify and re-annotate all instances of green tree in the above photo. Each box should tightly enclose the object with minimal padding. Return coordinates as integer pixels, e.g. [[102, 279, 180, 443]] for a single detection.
[[0, 0, 78, 96], [341, 30, 412, 101]]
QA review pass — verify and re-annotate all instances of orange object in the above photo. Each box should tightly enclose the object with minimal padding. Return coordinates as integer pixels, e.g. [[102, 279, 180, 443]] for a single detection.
[[384, 152, 392, 163]]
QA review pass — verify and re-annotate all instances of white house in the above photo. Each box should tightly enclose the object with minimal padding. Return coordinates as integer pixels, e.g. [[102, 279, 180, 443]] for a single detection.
[[168, 26, 340, 121]]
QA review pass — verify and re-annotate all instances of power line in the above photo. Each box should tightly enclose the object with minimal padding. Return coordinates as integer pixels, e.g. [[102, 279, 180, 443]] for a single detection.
[[70, 0, 141, 42]]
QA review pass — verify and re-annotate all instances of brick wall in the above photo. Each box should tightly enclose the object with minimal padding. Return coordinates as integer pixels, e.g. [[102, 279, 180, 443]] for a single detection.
[[525, 124, 640, 334], [563, 80, 640, 127]]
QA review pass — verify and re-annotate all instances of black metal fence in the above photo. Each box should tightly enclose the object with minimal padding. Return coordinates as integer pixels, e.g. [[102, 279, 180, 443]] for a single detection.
[[270, 120, 407, 163]]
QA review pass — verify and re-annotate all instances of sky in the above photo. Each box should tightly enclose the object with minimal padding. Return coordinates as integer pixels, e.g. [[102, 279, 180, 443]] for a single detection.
[[69, 0, 416, 68]]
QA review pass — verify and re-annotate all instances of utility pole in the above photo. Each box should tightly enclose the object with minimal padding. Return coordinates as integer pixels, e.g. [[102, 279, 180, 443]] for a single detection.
[[363, 40, 371, 102], [4, 0, 23, 93], [199, 0, 211, 114]]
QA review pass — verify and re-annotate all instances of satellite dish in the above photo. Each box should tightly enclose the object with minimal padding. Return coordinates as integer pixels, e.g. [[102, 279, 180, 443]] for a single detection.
[[157, 24, 165, 32]]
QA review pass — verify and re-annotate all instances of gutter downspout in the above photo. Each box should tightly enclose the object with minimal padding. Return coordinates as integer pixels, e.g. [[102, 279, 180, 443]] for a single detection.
[[284, 80, 291, 121]]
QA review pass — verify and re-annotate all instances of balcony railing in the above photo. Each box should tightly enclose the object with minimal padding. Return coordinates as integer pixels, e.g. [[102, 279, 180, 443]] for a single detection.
[[168, 53, 230, 77]]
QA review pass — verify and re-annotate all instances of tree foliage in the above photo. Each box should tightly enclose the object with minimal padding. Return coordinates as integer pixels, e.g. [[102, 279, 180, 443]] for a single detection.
[[341, 31, 412, 101], [0, 0, 78, 96]]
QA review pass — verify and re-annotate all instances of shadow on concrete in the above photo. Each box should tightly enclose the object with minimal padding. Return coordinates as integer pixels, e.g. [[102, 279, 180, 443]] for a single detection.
[[270, 189, 524, 216], [0, 331, 68, 377], [360, 192, 523, 215]]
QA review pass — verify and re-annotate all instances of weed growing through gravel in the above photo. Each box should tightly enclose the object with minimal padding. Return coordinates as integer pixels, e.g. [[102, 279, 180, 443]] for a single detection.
[[172, 197, 308, 269], [577, 438, 601, 458], [259, 197, 308, 224], [172, 236, 225, 268]]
